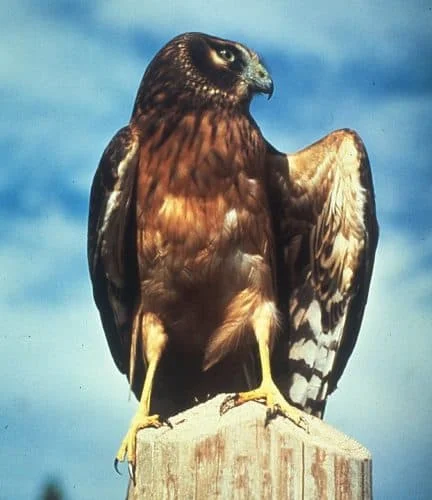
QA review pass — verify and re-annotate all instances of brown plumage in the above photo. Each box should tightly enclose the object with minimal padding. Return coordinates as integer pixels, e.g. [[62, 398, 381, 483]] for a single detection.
[[88, 32, 378, 477], [267, 131, 378, 416]]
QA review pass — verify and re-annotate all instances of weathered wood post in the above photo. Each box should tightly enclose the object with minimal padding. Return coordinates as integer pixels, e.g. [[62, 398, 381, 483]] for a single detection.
[[126, 394, 372, 499]]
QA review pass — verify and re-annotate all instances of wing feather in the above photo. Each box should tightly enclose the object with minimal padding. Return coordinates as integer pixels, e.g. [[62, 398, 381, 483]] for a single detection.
[[87, 126, 140, 374], [267, 129, 378, 417]]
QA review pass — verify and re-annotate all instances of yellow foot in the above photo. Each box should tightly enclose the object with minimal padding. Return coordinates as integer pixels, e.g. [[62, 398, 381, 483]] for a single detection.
[[220, 381, 309, 432], [114, 413, 170, 483]]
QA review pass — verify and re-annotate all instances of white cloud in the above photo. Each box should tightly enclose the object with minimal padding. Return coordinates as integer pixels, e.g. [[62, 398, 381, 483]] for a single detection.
[[0, 2, 141, 113], [95, 0, 431, 63], [326, 227, 432, 466], [0, 1, 146, 193], [0, 208, 127, 409], [1, 2, 431, 497], [261, 88, 432, 219], [2, 209, 432, 497], [0, 208, 133, 498], [1, 0, 430, 208]]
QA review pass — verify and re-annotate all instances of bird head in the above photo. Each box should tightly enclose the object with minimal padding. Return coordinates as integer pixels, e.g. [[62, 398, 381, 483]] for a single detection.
[[133, 32, 273, 114]]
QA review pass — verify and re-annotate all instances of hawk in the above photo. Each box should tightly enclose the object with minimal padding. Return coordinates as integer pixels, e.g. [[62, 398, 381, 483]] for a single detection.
[[88, 32, 378, 478]]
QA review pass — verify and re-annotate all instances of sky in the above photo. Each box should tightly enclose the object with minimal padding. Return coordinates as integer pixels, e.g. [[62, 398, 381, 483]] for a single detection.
[[0, 1, 431, 498]]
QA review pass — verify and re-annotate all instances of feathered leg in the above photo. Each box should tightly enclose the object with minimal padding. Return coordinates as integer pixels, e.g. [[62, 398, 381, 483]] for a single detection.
[[221, 302, 308, 430], [115, 313, 169, 482]]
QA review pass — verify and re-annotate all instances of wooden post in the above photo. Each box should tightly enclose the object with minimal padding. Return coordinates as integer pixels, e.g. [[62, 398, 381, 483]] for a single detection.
[[126, 394, 372, 499]]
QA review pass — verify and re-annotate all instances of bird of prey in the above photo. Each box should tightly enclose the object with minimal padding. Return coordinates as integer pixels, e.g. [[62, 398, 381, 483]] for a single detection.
[[87, 32, 378, 477]]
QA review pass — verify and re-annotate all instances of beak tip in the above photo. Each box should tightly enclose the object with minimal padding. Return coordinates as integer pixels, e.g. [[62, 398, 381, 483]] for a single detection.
[[244, 55, 274, 100], [267, 83, 274, 100]]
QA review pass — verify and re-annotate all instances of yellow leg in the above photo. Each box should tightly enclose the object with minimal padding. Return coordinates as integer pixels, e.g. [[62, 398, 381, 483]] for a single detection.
[[221, 302, 308, 431], [115, 313, 169, 481]]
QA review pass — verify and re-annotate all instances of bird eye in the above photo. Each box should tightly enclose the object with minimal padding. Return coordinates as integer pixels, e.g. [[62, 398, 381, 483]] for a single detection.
[[218, 48, 236, 63]]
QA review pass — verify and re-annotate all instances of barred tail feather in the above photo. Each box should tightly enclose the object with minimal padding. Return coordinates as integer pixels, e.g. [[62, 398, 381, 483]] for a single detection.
[[279, 286, 348, 418]]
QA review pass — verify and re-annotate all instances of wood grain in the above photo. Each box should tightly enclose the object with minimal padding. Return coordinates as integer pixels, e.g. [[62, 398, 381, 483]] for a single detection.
[[126, 394, 371, 499]]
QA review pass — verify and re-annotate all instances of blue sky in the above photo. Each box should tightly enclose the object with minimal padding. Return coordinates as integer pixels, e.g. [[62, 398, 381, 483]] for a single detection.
[[1, 1, 431, 498]]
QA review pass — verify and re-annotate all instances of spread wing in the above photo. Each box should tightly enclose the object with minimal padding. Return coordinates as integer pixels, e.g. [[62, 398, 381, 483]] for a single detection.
[[87, 126, 140, 374], [267, 129, 379, 417]]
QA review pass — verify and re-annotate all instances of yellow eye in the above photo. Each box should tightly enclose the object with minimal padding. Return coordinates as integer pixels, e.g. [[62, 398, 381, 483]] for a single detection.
[[218, 48, 235, 63]]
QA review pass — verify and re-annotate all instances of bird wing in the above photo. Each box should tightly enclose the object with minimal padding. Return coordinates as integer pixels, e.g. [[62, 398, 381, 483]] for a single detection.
[[87, 126, 140, 374], [266, 129, 379, 417]]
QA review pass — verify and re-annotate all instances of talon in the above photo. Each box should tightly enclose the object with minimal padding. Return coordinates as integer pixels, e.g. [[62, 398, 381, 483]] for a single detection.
[[265, 404, 279, 426], [220, 394, 237, 415], [265, 407, 273, 427], [222, 382, 308, 432], [164, 418, 173, 429], [114, 458, 122, 475], [300, 416, 310, 433], [114, 413, 164, 481], [128, 462, 135, 484]]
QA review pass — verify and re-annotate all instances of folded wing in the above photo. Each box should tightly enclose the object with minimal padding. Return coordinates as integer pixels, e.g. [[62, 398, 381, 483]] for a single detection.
[[267, 129, 378, 417], [87, 126, 140, 375]]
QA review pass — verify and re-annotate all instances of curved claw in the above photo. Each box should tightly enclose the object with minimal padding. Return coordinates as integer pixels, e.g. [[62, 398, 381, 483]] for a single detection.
[[163, 418, 173, 429], [299, 415, 310, 433], [114, 458, 122, 476], [220, 394, 238, 415], [128, 462, 135, 484], [265, 406, 275, 426]]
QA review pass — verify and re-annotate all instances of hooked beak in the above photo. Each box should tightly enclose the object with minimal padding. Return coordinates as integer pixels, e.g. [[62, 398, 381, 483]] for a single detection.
[[244, 57, 274, 99]]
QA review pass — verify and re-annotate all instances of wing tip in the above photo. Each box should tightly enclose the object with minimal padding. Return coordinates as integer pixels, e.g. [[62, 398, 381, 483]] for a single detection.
[[329, 128, 367, 155]]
